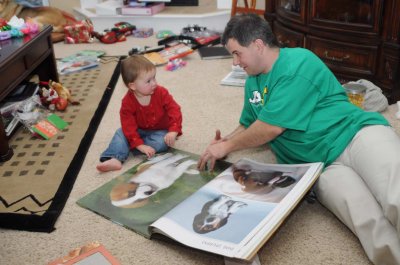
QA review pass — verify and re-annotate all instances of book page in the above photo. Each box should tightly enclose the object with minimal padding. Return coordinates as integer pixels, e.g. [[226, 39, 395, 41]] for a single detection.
[[151, 159, 323, 260]]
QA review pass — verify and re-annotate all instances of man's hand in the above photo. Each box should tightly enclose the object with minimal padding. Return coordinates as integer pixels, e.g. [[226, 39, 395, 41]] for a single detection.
[[137, 144, 156, 158], [164, 131, 178, 147], [214, 129, 222, 142], [197, 129, 226, 171], [197, 141, 230, 171]]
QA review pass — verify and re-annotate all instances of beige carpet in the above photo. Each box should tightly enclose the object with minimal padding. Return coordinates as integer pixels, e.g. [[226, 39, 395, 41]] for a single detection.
[[2, 34, 399, 264]]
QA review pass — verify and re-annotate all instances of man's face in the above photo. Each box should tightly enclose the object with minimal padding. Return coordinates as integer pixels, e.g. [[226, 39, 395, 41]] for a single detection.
[[225, 38, 263, 76]]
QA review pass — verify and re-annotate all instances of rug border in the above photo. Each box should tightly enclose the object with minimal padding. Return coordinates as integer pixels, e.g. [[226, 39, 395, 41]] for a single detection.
[[0, 56, 124, 232]]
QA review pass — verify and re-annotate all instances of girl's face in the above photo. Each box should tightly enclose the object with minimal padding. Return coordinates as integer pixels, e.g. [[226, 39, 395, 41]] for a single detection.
[[128, 68, 157, 97]]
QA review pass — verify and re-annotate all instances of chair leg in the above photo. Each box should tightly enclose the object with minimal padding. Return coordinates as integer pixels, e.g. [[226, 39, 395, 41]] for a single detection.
[[250, 0, 256, 9], [231, 0, 238, 17], [232, 0, 263, 17]]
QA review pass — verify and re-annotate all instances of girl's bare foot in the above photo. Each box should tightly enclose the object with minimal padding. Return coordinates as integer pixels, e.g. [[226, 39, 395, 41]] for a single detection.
[[96, 158, 122, 172]]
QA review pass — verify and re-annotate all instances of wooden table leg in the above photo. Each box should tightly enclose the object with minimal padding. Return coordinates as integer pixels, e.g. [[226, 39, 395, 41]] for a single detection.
[[0, 118, 13, 162]]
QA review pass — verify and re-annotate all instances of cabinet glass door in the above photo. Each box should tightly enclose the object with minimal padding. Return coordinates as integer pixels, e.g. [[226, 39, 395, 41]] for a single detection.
[[279, 0, 301, 13], [314, 0, 373, 25], [310, 0, 381, 33], [277, 0, 305, 24]]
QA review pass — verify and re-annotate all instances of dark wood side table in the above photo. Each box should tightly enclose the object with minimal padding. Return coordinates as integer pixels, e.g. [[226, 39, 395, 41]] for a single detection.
[[0, 25, 59, 162]]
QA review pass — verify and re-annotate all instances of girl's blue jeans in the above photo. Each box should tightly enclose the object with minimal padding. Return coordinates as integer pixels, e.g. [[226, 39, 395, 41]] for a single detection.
[[99, 128, 168, 162]]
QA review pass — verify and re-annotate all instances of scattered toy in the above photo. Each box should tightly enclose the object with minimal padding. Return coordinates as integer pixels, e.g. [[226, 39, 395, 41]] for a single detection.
[[132, 27, 153, 38], [165, 59, 187, 71], [92, 21, 135, 44], [156, 29, 175, 39]]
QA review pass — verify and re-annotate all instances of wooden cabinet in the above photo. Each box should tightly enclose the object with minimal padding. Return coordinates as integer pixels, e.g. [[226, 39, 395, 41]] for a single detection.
[[264, 0, 400, 103]]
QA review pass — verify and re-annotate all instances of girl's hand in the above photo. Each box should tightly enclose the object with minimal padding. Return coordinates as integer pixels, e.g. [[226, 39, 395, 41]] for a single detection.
[[164, 131, 178, 147], [137, 144, 156, 158]]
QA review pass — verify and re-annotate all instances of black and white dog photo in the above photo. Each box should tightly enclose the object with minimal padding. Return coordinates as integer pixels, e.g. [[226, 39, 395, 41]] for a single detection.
[[193, 195, 247, 234]]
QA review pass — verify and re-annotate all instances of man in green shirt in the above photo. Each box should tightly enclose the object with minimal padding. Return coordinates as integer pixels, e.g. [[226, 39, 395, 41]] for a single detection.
[[198, 14, 400, 265]]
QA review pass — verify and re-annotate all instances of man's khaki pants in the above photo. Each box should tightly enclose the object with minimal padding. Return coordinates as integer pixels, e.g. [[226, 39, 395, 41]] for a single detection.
[[315, 125, 400, 265]]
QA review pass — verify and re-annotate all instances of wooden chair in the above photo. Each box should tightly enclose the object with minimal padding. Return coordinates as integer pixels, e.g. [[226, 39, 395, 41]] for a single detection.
[[231, 0, 265, 17]]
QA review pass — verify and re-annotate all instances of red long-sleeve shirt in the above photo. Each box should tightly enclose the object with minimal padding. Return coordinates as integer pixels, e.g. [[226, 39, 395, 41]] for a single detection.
[[120, 85, 182, 149]]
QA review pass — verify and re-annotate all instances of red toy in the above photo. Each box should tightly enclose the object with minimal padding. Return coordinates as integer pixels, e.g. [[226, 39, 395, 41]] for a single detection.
[[39, 82, 63, 111], [92, 22, 135, 44], [64, 19, 94, 44], [113, 22, 136, 36]]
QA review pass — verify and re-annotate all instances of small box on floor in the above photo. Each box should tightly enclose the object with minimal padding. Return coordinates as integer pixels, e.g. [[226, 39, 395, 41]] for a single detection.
[[132, 28, 154, 38]]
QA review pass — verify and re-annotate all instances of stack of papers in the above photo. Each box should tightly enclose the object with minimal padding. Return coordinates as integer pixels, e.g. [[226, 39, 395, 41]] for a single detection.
[[220, 65, 248, 87]]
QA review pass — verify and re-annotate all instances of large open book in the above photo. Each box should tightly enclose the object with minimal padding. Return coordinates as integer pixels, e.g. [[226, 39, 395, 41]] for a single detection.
[[77, 149, 323, 261]]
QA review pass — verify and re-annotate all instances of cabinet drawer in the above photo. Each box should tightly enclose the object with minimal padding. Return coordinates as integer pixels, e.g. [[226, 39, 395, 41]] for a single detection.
[[0, 59, 26, 99], [273, 22, 304, 47], [24, 38, 49, 68], [306, 36, 378, 76]]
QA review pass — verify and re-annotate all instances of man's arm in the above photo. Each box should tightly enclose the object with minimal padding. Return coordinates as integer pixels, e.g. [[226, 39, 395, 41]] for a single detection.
[[225, 120, 284, 152], [198, 120, 285, 170], [206, 125, 245, 147], [222, 124, 246, 141]]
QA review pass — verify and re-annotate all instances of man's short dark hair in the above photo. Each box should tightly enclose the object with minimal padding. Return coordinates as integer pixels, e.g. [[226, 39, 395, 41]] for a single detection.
[[221, 14, 279, 48]]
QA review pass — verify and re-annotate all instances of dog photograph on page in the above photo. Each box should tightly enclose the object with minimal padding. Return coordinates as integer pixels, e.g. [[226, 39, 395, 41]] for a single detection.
[[109, 152, 199, 209], [210, 160, 309, 203], [192, 194, 247, 234]]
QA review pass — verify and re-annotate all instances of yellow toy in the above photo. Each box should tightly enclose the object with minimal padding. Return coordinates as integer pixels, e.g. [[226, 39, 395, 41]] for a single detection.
[[50, 80, 80, 105]]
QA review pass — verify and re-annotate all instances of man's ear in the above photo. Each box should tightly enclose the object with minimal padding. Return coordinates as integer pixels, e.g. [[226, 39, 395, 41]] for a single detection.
[[254, 39, 265, 51]]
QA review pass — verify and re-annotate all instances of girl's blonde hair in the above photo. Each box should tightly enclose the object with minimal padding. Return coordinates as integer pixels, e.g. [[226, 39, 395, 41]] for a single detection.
[[120, 55, 155, 87]]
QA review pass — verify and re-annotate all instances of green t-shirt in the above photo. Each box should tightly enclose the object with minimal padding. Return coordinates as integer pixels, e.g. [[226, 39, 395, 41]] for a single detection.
[[240, 48, 389, 166]]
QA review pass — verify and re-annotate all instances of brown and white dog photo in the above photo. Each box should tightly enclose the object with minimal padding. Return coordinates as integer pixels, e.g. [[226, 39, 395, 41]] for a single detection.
[[232, 164, 296, 194], [109, 153, 198, 209]]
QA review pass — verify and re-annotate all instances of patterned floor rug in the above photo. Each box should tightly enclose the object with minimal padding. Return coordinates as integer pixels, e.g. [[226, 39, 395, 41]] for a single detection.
[[0, 56, 122, 232]]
